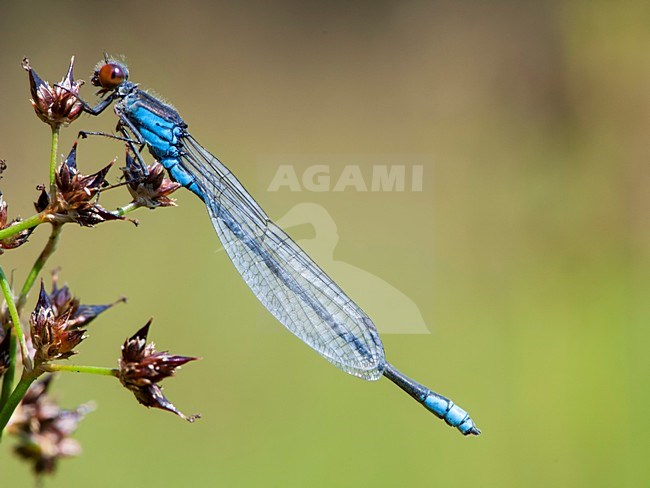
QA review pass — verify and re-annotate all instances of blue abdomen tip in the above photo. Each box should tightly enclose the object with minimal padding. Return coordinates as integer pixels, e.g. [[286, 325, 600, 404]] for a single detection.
[[424, 393, 481, 436]]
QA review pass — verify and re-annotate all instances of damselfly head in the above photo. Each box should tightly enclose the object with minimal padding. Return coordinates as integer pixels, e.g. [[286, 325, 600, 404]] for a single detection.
[[91, 60, 129, 91]]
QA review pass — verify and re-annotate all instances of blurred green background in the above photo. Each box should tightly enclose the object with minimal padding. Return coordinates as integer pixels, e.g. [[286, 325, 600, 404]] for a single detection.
[[1, 1, 648, 486]]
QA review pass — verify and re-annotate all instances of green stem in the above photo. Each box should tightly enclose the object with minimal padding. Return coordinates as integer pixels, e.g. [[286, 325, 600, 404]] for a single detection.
[[49, 125, 60, 198], [42, 363, 118, 377], [0, 213, 46, 242], [0, 371, 38, 440], [0, 332, 16, 406], [16, 223, 62, 314], [0, 266, 31, 371], [113, 202, 139, 217]]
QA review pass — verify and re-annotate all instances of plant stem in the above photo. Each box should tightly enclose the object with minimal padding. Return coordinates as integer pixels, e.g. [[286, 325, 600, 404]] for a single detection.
[[42, 363, 118, 377], [113, 202, 139, 217], [0, 370, 38, 440], [16, 223, 62, 314], [0, 213, 46, 242], [0, 266, 32, 371], [0, 362, 117, 439], [49, 125, 60, 198], [0, 332, 16, 407]]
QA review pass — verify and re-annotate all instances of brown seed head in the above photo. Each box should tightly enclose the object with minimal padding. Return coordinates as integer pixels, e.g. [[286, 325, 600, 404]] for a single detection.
[[8, 376, 93, 475], [0, 328, 11, 378], [118, 320, 200, 422], [30, 282, 86, 364], [48, 269, 125, 329], [123, 152, 181, 208], [50, 143, 123, 226], [0, 193, 35, 253], [22, 57, 84, 128]]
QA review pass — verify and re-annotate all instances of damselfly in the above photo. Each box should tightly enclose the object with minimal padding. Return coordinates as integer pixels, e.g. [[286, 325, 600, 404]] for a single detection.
[[78, 56, 480, 435]]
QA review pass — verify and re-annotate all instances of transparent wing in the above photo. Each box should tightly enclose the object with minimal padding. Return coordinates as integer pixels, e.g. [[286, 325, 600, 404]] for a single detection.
[[180, 136, 385, 380]]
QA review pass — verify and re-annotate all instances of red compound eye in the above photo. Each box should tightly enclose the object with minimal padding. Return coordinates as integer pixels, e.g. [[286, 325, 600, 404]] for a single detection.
[[92, 62, 128, 89]]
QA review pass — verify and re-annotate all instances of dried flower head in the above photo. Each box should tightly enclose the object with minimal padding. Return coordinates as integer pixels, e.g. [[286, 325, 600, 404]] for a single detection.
[[0, 327, 11, 378], [8, 376, 93, 475], [30, 282, 86, 364], [22, 57, 84, 128], [0, 193, 35, 253], [50, 142, 123, 226], [48, 269, 126, 329], [30, 277, 122, 365], [123, 151, 180, 208], [118, 320, 199, 422], [34, 184, 50, 213]]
